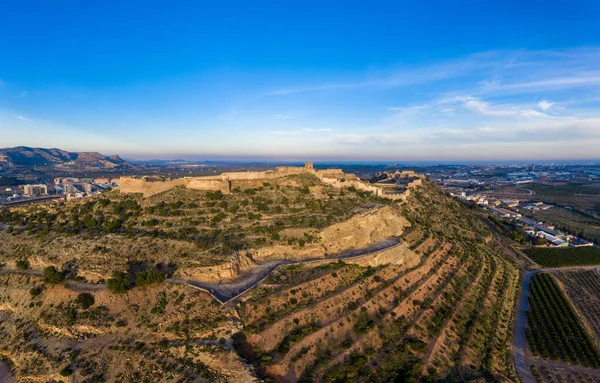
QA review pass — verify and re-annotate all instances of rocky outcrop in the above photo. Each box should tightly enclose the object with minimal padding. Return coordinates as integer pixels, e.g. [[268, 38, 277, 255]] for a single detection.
[[255, 205, 411, 262]]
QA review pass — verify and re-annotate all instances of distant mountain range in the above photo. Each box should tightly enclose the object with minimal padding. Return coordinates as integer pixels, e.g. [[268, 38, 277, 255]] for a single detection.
[[0, 146, 135, 169]]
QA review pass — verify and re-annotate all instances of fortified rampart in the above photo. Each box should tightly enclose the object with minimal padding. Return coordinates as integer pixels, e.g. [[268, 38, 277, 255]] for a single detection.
[[118, 162, 423, 199]]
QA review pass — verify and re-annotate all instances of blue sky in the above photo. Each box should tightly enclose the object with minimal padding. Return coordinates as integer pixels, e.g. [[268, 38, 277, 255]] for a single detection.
[[1, 1, 600, 162]]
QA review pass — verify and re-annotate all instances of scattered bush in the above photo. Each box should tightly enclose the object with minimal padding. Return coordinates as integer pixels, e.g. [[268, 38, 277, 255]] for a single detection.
[[16, 259, 29, 270], [75, 293, 95, 309], [29, 286, 44, 297], [107, 271, 130, 294], [43, 266, 65, 284], [60, 366, 73, 376], [136, 270, 167, 287]]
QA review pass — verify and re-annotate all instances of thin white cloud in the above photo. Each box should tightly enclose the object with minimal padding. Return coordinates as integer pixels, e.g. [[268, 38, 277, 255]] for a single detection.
[[387, 105, 429, 112], [302, 128, 332, 132], [270, 130, 300, 135], [273, 114, 292, 119], [538, 100, 554, 110], [459, 97, 551, 118], [16, 115, 32, 122], [499, 73, 600, 91], [268, 48, 600, 99]]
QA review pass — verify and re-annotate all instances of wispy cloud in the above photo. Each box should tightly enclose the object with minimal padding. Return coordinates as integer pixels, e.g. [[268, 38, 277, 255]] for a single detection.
[[538, 100, 554, 110], [270, 130, 300, 135], [302, 128, 332, 132], [16, 115, 32, 122], [267, 48, 600, 99], [459, 97, 551, 118], [273, 114, 292, 119]]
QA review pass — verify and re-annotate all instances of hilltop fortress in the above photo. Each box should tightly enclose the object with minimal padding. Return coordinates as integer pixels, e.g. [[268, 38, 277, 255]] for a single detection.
[[119, 162, 423, 199]]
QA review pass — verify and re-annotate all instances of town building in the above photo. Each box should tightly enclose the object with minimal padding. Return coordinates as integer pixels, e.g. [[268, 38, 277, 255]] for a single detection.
[[23, 184, 48, 197]]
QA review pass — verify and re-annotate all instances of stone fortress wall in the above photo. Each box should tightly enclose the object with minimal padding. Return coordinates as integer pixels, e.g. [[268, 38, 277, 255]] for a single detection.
[[118, 162, 423, 199]]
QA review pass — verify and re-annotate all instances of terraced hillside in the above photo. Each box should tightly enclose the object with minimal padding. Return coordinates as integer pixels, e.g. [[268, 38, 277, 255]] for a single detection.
[[234, 181, 520, 382], [0, 176, 521, 382]]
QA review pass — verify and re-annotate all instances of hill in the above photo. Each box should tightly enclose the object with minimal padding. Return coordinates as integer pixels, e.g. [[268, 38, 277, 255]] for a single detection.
[[0, 146, 134, 169], [0, 174, 520, 382]]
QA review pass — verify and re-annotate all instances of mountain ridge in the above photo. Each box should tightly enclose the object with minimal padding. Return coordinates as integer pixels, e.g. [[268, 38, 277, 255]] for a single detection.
[[0, 146, 135, 169]]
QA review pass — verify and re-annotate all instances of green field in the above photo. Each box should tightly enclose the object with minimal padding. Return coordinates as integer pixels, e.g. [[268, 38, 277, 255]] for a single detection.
[[526, 273, 600, 367], [525, 247, 600, 267]]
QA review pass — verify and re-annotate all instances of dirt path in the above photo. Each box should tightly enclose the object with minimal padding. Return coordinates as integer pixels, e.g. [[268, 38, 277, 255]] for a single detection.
[[0, 238, 400, 304], [513, 270, 539, 383], [171, 238, 400, 303]]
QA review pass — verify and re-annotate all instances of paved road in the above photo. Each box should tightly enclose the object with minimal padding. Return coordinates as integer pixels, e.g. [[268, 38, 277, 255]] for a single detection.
[[514, 270, 539, 383], [0, 238, 400, 304], [0, 195, 63, 207]]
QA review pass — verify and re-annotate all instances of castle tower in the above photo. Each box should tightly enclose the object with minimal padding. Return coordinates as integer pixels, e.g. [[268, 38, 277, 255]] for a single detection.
[[304, 162, 314, 170]]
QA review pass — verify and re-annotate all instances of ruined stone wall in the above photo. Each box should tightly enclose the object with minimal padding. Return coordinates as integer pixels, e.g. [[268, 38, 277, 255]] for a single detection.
[[319, 178, 383, 196], [316, 169, 345, 178], [119, 167, 424, 201], [118, 177, 188, 197], [380, 179, 423, 201], [186, 178, 230, 193], [220, 171, 274, 180], [274, 166, 312, 175]]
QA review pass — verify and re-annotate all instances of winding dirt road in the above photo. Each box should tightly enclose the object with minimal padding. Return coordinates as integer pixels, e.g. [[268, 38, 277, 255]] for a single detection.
[[0, 238, 400, 304]]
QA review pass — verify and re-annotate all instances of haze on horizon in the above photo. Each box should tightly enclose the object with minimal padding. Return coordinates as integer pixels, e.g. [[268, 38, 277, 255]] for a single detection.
[[1, 1, 600, 162]]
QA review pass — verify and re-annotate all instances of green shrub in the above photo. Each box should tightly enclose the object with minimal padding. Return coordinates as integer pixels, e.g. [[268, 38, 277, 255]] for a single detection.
[[16, 259, 29, 270], [107, 271, 130, 294], [75, 293, 95, 309], [136, 270, 167, 287], [29, 286, 43, 297], [43, 266, 65, 284]]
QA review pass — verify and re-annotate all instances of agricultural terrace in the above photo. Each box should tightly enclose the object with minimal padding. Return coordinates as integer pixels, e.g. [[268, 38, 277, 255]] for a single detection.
[[233, 181, 520, 382], [525, 247, 600, 267], [526, 273, 600, 368]]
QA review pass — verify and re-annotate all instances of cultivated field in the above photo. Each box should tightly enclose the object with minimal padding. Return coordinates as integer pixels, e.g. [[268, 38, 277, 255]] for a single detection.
[[525, 247, 600, 268], [234, 182, 520, 382], [526, 273, 600, 367], [556, 270, 600, 345]]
